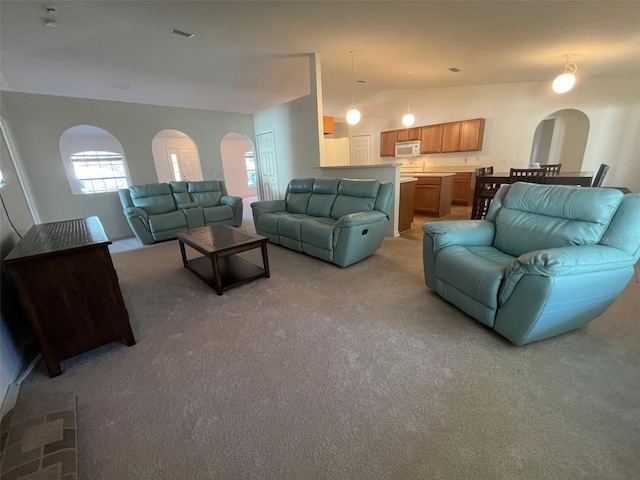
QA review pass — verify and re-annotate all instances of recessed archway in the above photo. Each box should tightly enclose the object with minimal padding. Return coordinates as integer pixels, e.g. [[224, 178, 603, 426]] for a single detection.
[[530, 109, 589, 172], [220, 132, 257, 199], [151, 129, 202, 183]]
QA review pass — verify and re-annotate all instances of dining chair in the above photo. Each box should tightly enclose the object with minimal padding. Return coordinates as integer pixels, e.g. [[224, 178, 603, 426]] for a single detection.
[[509, 168, 547, 184], [472, 168, 501, 220], [591, 163, 610, 187], [542, 163, 562, 175]]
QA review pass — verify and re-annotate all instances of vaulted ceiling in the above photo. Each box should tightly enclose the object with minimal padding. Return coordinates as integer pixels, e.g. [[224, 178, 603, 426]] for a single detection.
[[1, 1, 639, 116]]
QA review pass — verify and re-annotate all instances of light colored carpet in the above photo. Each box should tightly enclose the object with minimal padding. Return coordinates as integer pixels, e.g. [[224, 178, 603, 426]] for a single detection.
[[18, 216, 640, 480]]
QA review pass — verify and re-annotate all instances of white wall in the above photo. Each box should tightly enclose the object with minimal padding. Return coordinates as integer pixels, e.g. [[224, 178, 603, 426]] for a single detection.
[[358, 76, 640, 191], [1, 92, 255, 239], [220, 137, 257, 197], [0, 116, 35, 408]]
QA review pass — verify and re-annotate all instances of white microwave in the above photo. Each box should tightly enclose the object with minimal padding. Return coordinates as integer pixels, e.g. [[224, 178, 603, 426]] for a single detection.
[[395, 141, 421, 157]]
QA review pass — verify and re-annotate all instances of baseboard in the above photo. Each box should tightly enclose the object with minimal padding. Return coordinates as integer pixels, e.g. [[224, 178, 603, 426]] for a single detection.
[[0, 353, 41, 420]]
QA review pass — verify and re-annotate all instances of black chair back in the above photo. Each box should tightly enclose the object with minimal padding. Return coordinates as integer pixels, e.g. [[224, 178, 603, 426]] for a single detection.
[[510, 168, 547, 184], [543, 164, 562, 175], [591, 164, 610, 187]]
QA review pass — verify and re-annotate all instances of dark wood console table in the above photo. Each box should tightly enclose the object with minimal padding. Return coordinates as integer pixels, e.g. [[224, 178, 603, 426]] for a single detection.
[[3, 217, 135, 377]]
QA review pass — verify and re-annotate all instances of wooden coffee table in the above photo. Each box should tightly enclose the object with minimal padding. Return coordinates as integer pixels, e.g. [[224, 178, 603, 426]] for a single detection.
[[177, 225, 269, 295]]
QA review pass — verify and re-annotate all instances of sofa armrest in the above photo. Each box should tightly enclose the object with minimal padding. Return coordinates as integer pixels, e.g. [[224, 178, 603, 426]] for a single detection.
[[499, 245, 637, 304], [251, 200, 286, 217], [220, 195, 241, 207], [423, 220, 495, 252], [124, 206, 148, 222], [335, 211, 387, 228]]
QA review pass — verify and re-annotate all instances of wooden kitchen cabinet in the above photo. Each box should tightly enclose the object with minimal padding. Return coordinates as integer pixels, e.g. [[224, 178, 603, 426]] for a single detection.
[[399, 179, 417, 232], [442, 118, 485, 153], [396, 128, 420, 143], [323, 116, 335, 135], [459, 118, 485, 151], [441, 122, 462, 152], [414, 176, 454, 217], [452, 172, 474, 205], [380, 130, 398, 157], [420, 124, 443, 154]]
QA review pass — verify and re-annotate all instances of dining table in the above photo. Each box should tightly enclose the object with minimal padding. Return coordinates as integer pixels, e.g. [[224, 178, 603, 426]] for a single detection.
[[472, 171, 594, 219]]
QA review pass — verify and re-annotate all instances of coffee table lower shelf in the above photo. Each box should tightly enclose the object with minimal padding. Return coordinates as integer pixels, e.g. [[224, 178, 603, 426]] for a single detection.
[[186, 255, 267, 294]]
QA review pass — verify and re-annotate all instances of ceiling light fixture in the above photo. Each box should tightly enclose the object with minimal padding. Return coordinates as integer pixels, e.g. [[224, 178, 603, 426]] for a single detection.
[[346, 51, 361, 126], [402, 71, 415, 127], [552, 57, 577, 94], [171, 28, 195, 38]]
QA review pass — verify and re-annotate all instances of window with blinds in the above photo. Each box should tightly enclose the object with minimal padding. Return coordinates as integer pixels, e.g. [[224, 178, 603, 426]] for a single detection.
[[70, 151, 129, 194]]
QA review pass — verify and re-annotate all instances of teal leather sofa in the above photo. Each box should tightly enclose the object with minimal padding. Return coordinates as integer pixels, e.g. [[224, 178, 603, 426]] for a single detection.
[[423, 182, 640, 345], [118, 180, 242, 245], [251, 178, 393, 267]]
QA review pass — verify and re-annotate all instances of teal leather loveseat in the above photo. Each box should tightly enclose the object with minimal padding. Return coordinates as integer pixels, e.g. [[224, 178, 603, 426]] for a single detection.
[[251, 178, 393, 267], [118, 180, 242, 245], [423, 182, 640, 345]]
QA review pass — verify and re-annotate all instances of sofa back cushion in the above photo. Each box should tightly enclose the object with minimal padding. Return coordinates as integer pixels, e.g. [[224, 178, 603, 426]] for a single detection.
[[493, 183, 623, 257], [307, 179, 339, 217], [330, 179, 380, 219], [286, 178, 315, 214], [129, 183, 176, 215], [188, 181, 225, 207], [169, 181, 191, 205]]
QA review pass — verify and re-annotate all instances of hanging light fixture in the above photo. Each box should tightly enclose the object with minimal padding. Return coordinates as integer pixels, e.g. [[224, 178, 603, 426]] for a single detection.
[[346, 51, 361, 125], [402, 71, 415, 127], [552, 57, 577, 94]]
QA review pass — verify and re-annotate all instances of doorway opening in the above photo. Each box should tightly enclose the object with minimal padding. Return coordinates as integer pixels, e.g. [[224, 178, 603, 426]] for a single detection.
[[220, 132, 258, 218], [151, 129, 202, 183], [530, 109, 589, 172]]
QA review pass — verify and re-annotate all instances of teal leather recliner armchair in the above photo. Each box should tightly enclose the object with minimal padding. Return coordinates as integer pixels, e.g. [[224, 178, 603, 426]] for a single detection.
[[423, 182, 640, 345]]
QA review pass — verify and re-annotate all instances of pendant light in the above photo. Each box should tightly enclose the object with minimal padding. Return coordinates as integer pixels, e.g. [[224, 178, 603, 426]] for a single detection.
[[402, 71, 415, 127], [346, 51, 361, 125], [552, 57, 577, 94]]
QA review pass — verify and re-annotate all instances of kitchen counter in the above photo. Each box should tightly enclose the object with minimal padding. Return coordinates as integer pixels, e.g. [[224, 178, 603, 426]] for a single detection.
[[401, 172, 456, 178], [400, 177, 417, 183]]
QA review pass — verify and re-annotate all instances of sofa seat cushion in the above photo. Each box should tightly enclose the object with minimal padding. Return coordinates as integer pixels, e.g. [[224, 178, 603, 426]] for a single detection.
[[301, 217, 337, 250], [148, 210, 188, 233], [494, 183, 623, 257], [129, 184, 176, 215], [436, 246, 515, 310], [278, 214, 314, 241], [256, 212, 290, 235], [203, 205, 233, 223]]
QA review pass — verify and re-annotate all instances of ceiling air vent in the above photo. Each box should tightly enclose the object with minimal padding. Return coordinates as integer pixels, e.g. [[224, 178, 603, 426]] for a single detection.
[[170, 28, 195, 38]]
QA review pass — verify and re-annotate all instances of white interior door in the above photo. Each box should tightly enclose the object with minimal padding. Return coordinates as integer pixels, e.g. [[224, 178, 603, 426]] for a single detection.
[[350, 135, 371, 165], [166, 147, 202, 182], [256, 131, 279, 200]]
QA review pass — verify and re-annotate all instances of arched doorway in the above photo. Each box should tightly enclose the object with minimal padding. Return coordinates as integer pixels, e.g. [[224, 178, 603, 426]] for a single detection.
[[151, 129, 202, 183], [220, 132, 257, 204], [530, 109, 589, 172]]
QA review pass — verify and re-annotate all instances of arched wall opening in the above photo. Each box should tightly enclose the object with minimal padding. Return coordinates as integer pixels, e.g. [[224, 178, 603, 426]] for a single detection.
[[220, 132, 257, 199], [151, 129, 202, 183], [59, 125, 130, 195], [530, 109, 590, 172]]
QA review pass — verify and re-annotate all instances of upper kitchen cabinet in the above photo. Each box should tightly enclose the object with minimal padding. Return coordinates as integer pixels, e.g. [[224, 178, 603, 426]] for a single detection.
[[442, 118, 485, 153], [323, 116, 335, 135], [420, 124, 443, 154], [459, 118, 485, 151], [397, 128, 421, 142], [380, 130, 398, 157]]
